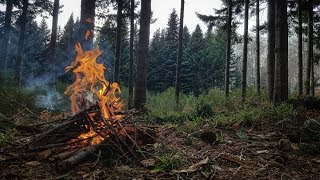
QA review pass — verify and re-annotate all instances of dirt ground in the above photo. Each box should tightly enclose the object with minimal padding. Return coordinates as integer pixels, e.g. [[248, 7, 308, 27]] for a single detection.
[[1, 109, 320, 179]]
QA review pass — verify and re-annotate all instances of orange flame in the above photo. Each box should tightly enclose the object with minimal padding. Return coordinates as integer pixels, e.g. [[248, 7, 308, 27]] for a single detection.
[[65, 43, 123, 145]]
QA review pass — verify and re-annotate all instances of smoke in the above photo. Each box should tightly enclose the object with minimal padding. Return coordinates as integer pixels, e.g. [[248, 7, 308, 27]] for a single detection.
[[35, 89, 66, 111], [25, 74, 70, 111]]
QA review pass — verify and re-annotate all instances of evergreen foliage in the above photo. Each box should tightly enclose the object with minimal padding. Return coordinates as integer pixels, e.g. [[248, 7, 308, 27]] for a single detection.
[[148, 9, 241, 95]]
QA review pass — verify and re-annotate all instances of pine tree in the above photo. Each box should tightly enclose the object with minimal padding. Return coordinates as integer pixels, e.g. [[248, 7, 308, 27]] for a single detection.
[[134, 0, 151, 110], [48, 0, 59, 72], [180, 26, 192, 93], [188, 24, 205, 95], [165, 9, 179, 88], [241, 0, 249, 102], [80, 0, 96, 50], [15, 0, 28, 86], [114, 0, 124, 83], [267, 0, 275, 102], [175, 0, 184, 104], [273, 0, 288, 103], [0, 0, 13, 75]]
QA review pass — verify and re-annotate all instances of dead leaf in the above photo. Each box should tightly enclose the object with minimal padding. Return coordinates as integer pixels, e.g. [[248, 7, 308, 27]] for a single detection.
[[291, 143, 299, 150], [25, 161, 41, 167], [141, 158, 156, 168], [172, 157, 209, 174]]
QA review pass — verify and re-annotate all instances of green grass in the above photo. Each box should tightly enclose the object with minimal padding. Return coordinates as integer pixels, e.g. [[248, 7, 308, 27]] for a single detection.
[[144, 87, 297, 129], [152, 150, 185, 172]]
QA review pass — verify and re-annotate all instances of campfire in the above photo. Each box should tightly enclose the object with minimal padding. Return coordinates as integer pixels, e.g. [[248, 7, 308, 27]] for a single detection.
[[64, 42, 124, 146], [19, 28, 155, 171]]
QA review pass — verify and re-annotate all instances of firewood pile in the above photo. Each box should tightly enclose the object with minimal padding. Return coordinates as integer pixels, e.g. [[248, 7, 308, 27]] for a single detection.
[[3, 31, 158, 171], [13, 104, 155, 172]]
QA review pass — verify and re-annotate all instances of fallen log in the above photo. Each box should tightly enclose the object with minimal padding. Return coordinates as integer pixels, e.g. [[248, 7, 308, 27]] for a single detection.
[[58, 145, 99, 172]]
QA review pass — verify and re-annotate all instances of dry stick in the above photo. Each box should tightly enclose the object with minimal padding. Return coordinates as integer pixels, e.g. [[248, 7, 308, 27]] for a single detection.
[[116, 122, 146, 158], [101, 116, 137, 159], [31, 117, 71, 127], [28, 116, 83, 146]]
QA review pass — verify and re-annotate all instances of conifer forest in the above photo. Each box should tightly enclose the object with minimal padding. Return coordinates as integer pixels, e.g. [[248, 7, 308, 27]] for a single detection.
[[1, 0, 320, 179]]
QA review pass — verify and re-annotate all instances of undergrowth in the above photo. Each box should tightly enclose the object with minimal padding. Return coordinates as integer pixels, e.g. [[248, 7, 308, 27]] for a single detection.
[[145, 87, 297, 128]]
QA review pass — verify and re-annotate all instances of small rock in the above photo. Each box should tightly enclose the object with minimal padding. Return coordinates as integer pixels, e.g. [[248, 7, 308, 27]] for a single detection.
[[140, 158, 156, 168], [278, 139, 291, 151], [25, 161, 41, 167], [200, 130, 216, 144]]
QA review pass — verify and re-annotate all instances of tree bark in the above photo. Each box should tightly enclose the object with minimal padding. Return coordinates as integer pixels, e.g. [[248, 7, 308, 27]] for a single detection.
[[273, 0, 288, 104], [15, 0, 28, 87], [241, 0, 249, 102], [1, 0, 13, 75], [128, 0, 135, 109], [175, 0, 185, 105], [49, 0, 59, 77], [311, 61, 315, 96], [134, 0, 151, 110], [298, 0, 303, 97], [267, 0, 275, 102], [256, 0, 260, 95], [225, 0, 232, 98], [305, 0, 313, 96], [80, 0, 96, 50], [114, 0, 123, 83]]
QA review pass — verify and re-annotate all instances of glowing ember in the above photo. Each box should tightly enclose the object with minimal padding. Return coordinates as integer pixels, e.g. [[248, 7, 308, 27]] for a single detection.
[[65, 35, 123, 145]]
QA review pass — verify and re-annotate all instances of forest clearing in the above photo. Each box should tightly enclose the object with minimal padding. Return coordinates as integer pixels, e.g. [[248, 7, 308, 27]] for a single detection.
[[1, 0, 320, 179]]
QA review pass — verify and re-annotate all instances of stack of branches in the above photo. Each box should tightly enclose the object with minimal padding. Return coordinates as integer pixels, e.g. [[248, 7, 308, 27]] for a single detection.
[[9, 104, 155, 171]]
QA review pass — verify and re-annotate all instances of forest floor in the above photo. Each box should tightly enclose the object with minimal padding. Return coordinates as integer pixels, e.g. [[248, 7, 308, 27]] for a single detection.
[[1, 107, 320, 179]]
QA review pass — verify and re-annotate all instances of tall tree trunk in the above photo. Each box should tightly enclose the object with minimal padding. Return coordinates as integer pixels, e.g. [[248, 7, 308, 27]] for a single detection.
[[114, 0, 123, 83], [311, 61, 315, 96], [175, 0, 185, 105], [267, 0, 275, 102], [49, 0, 59, 78], [1, 0, 13, 75], [305, 0, 313, 96], [134, 0, 151, 110], [128, 0, 135, 109], [225, 0, 232, 98], [298, 0, 303, 97], [241, 0, 249, 102], [15, 0, 28, 87], [80, 0, 96, 50], [256, 0, 260, 95], [273, 0, 288, 104]]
